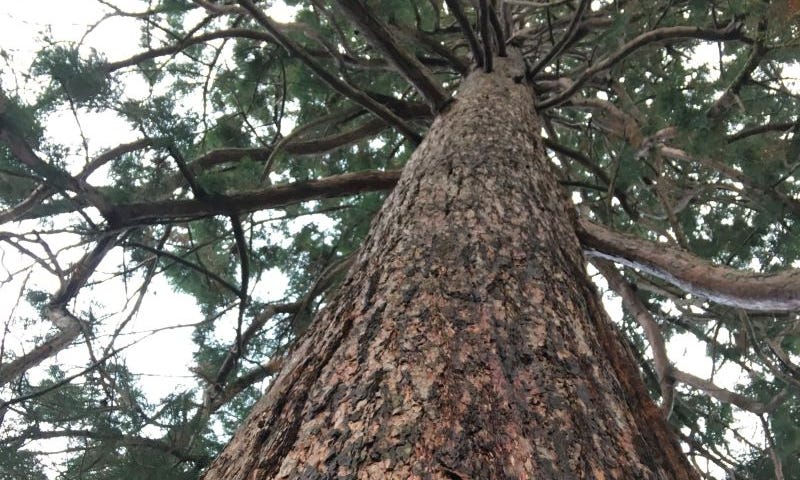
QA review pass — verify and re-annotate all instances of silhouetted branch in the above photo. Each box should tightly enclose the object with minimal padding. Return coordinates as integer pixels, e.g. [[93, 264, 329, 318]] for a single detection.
[[114, 169, 401, 224], [538, 21, 746, 109], [444, 0, 484, 68], [0, 234, 118, 387], [334, 0, 451, 111], [236, 0, 422, 144], [527, 0, 589, 77]]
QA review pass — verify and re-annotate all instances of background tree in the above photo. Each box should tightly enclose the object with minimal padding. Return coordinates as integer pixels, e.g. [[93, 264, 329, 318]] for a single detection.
[[0, 0, 799, 478]]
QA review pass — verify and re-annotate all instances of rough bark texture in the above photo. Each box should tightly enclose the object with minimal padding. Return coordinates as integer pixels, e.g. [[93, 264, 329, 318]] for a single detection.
[[202, 57, 698, 479]]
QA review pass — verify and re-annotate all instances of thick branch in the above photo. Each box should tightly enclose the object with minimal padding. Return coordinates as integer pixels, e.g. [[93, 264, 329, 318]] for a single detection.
[[478, 0, 493, 72], [7, 428, 207, 464], [577, 218, 800, 311], [0, 119, 112, 218], [671, 370, 772, 415], [113, 169, 401, 224], [0, 185, 51, 224], [202, 302, 300, 415], [726, 121, 797, 143], [77, 138, 153, 180]]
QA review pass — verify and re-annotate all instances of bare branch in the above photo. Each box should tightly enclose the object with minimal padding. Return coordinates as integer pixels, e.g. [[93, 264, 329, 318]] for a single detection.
[[0, 234, 118, 386], [593, 259, 675, 418], [671, 370, 774, 415], [77, 138, 153, 181], [201, 302, 299, 415], [113, 169, 401, 224], [578, 218, 800, 311], [126, 241, 242, 296]]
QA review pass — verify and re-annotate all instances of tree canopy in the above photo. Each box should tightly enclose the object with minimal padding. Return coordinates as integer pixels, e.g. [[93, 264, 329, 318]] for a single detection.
[[0, 0, 799, 478]]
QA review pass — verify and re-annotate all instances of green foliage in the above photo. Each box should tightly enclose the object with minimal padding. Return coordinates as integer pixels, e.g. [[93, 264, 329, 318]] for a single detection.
[[0, 445, 48, 480], [32, 46, 114, 108]]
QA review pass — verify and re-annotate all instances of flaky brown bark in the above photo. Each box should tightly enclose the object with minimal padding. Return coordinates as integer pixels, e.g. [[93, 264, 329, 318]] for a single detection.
[[202, 56, 698, 479]]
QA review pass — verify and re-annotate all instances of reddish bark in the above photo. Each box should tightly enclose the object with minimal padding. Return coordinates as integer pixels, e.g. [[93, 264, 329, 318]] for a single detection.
[[202, 56, 698, 479]]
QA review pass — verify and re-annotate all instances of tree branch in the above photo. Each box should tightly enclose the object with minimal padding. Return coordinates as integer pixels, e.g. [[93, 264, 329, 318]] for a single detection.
[[444, 0, 484, 68], [538, 21, 746, 109], [334, 0, 451, 112], [577, 218, 800, 311], [0, 234, 118, 386], [527, 0, 589, 78], [236, 0, 422, 144], [113, 169, 401, 224], [593, 259, 675, 418], [478, 0, 493, 72]]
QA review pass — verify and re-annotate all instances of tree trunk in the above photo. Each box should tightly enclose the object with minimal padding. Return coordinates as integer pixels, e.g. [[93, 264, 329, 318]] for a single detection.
[[202, 56, 698, 479]]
